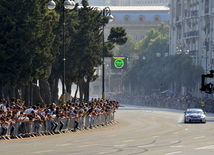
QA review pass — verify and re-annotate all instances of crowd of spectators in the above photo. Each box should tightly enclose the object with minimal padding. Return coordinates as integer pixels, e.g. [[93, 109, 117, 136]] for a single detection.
[[0, 97, 119, 139], [110, 93, 214, 112]]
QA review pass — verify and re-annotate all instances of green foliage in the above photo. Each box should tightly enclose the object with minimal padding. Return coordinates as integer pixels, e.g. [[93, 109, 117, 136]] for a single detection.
[[0, 0, 127, 100], [0, 0, 59, 87], [115, 35, 138, 56], [123, 23, 204, 95]]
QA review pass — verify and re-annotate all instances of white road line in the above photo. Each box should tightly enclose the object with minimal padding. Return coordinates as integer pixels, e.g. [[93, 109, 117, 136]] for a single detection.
[[123, 139, 134, 143], [33, 150, 53, 154], [170, 145, 184, 148], [108, 135, 116, 137], [56, 143, 72, 146], [170, 140, 180, 144], [152, 135, 160, 138], [165, 151, 182, 155], [173, 132, 179, 134], [98, 152, 107, 154], [194, 136, 205, 139], [114, 144, 126, 147], [194, 145, 214, 150], [185, 128, 188, 131], [79, 145, 91, 148]]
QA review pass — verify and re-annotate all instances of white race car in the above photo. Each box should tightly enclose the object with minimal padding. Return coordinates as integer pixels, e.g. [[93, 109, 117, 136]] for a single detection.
[[184, 108, 206, 123]]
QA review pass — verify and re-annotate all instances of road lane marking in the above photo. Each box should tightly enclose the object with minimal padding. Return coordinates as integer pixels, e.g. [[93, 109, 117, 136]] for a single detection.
[[79, 145, 91, 148], [165, 151, 182, 155], [185, 128, 188, 131], [194, 136, 205, 139], [173, 132, 179, 134], [152, 136, 160, 138], [114, 144, 126, 147], [33, 150, 53, 154], [170, 140, 180, 144], [170, 145, 184, 148], [123, 139, 134, 143], [56, 143, 72, 146], [108, 135, 116, 137], [194, 145, 214, 150], [98, 152, 107, 154]]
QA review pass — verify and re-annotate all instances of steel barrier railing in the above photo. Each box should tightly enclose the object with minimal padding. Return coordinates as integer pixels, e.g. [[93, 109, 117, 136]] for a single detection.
[[0, 113, 115, 140]]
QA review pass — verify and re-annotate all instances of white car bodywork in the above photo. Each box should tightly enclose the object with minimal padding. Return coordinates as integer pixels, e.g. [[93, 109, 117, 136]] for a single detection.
[[184, 108, 206, 123]]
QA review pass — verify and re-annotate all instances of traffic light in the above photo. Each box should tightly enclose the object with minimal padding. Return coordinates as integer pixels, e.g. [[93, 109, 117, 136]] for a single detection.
[[205, 83, 214, 94], [200, 70, 214, 94]]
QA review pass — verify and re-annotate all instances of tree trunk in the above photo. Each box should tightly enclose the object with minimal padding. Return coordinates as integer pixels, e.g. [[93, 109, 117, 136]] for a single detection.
[[66, 83, 72, 95], [39, 79, 51, 105], [49, 78, 59, 105], [79, 80, 84, 103], [32, 83, 45, 106], [84, 80, 90, 103], [25, 84, 31, 107], [0, 87, 4, 99], [9, 86, 16, 99], [74, 82, 79, 102], [30, 83, 33, 105]]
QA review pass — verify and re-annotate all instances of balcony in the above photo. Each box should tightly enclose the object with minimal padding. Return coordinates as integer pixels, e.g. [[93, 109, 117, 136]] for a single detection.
[[189, 50, 198, 57], [185, 10, 198, 18], [191, 10, 198, 17], [176, 16, 182, 23], [205, 7, 209, 14], [184, 30, 199, 38]]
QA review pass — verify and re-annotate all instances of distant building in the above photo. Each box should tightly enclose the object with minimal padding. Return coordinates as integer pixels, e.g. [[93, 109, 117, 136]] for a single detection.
[[105, 6, 170, 42], [75, 0, 110, 6], [169, 0, 214, 71], [76, 0, 169, 6], [110, 0, 169, 6], [169, 0, 214, 96]]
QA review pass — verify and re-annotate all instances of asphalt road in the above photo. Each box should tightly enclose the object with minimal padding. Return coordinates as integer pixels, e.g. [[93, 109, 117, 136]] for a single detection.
[[1, 104, 214, 155]]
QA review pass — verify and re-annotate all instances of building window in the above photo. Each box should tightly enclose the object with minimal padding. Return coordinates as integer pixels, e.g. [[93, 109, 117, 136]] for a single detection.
[[124, 15, 130, 22], [154, 15, 160, 22], [138, 15, 144, 22]]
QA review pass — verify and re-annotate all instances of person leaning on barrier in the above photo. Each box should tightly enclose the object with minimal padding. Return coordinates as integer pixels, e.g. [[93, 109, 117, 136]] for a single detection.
[[0, 116, 10, 136], [49, 112, 58, 133], [17, 112, 30, 134], [73, 110, 79, 132]]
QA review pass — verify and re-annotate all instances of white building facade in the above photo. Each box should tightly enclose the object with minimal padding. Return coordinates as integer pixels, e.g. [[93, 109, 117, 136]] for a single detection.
[[110, 0, 169, 6], [75, 0, 169, 6], [169, 0, 214, 74]]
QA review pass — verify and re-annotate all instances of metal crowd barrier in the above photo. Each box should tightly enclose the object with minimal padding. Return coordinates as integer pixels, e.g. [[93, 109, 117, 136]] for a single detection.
[[0, 113, 115, 140]]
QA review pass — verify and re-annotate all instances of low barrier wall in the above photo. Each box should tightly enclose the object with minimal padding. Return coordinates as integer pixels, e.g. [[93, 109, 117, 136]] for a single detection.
[[0, 113, 115, 140], [116, 97, 214, 112]]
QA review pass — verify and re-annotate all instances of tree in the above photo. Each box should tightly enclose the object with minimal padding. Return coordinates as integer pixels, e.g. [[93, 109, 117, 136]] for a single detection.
[[0, 0, 59, 103], [68, 0, 127, 102], [123, 23, 204, 95], [115, 35, 138, 56]]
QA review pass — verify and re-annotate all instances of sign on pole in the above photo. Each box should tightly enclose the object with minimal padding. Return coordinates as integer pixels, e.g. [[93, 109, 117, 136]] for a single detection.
[[111, 56, 127, 69]]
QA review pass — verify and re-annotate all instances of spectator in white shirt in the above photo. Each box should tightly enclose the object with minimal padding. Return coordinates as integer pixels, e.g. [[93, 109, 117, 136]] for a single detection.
[[0, 100, 7, 112]]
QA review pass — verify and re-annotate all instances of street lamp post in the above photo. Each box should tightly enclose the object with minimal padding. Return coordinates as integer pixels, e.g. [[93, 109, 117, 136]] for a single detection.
[[101, 7, 113, 100], [47, 0, 76, 104]]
